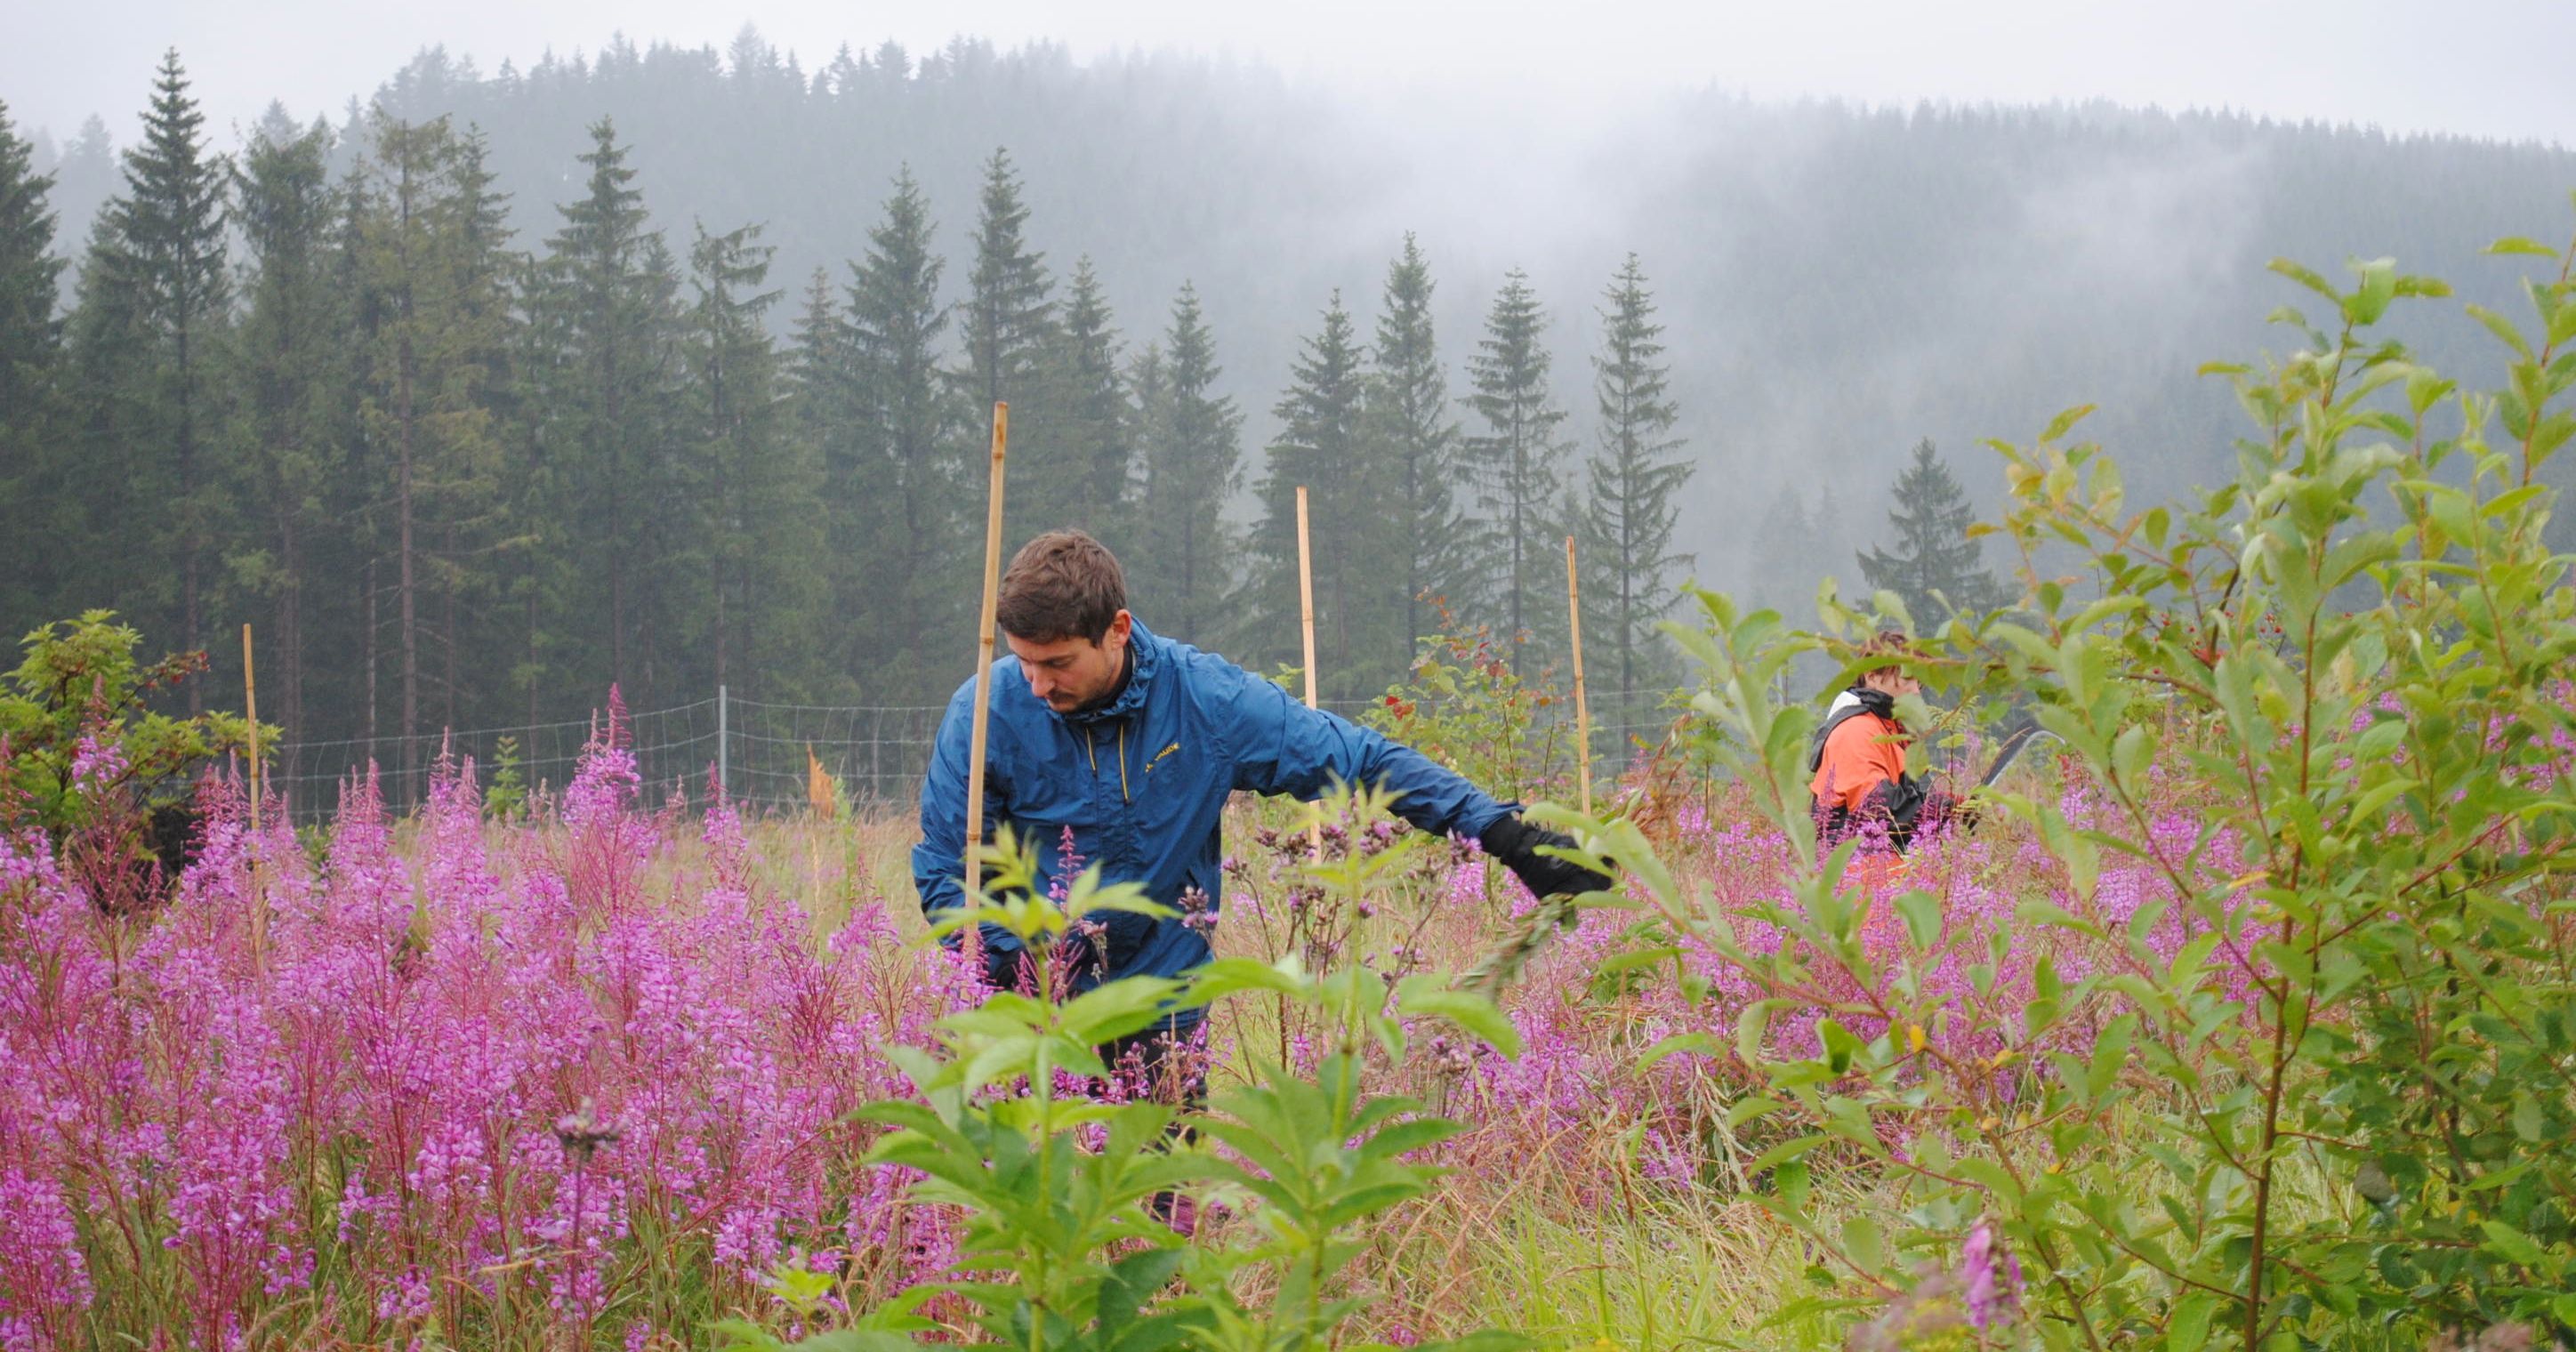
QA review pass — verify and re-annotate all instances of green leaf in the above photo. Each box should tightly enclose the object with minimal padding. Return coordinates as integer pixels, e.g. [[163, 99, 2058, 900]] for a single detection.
[[710, 1320, 790, 1352], [1895, 889, 1944, 951], [2486, 236, 2561, 259], [1840, 1215, 1886, 1275], [1058, 977, 1189, 1045], [1816, 1018, 1859, 1075], [1099, 1246, 1187, 1331], [2268, 257, 2339, 303], [2467, 303, 2534, 360], [1397, 978, 1523, 1058], [2480, 1219, 2548, 1268], [1187, 955, 1309, 1002], [783, 1332, 921, 1352], [1772, 1157, 1811, 1215], [2042, 404, 2098, 442], [1638, 1031, 1721, 1069], [2164, 1292, 2219, 1351], [1727, 1095, 1787, 1129]]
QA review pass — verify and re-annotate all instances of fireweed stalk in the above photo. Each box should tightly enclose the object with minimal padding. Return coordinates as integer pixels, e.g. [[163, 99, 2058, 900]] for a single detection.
[[0, 699, 986, 1348]]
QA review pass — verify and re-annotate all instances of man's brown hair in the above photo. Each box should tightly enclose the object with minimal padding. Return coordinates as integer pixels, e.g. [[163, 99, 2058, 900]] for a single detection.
[[1857, 629, 1912, 677], [996, 530, 1127, 642]]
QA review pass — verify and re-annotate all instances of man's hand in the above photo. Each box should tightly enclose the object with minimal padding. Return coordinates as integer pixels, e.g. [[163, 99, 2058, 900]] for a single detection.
[[1478, 815, 1615, 901]]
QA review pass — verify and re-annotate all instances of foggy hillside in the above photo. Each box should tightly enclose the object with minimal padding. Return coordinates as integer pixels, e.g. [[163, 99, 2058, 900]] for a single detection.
[[30, 33, 2574, 604], [11, 30, 2576, 801]]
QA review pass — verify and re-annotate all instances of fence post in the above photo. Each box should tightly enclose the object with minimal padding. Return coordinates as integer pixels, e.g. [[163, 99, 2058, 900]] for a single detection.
[[716, 684, 729, 796]]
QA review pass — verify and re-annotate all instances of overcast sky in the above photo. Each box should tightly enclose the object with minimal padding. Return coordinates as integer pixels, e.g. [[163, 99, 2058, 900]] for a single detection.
[[8, 0, 2574, 149]]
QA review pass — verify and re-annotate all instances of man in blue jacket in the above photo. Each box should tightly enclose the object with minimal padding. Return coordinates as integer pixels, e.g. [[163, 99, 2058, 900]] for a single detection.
[[913, 530, 1610, 1101]]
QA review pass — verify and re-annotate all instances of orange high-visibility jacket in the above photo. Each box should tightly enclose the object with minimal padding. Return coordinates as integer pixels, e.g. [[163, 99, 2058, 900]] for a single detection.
[[1808, 689, 1908, 814]]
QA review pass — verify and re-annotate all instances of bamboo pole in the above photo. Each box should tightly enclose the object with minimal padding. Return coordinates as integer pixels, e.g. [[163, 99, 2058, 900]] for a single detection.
[[1297, 486, 1323, 854], [1565, 536, 1591, 817], [962, 402, 1009, 973], [242, 623, 267, 970], [241, 624, 262, 834]]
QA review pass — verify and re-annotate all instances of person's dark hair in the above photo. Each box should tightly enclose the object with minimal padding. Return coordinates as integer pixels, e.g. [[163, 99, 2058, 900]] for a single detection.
[[1856, 629, 1912, 677], [996, 530, 1127, 642]]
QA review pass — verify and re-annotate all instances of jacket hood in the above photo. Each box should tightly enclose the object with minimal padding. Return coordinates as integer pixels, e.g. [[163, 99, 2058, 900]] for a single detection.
[[1831, 684, 1896, 721]]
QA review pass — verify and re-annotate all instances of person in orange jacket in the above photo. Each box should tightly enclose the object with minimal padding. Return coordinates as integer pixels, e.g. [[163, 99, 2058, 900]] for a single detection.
[[1807, 631, 1955, 853]]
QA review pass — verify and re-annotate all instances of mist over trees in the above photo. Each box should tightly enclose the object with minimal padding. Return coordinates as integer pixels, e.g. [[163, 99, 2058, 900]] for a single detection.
[[7, 33, 2576, 790]]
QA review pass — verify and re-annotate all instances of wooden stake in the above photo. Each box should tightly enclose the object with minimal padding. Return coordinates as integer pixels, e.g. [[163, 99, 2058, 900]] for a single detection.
[[1566, 536, 1592, 817], [241, 624, 262, 834], [242, 623, 267, 972], [962, 401, 1010, 971], [1296, 486, 1322, 854]]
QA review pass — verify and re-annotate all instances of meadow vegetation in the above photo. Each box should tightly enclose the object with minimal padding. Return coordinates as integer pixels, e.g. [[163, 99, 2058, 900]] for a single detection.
[[4, 220, 2576, 1350]]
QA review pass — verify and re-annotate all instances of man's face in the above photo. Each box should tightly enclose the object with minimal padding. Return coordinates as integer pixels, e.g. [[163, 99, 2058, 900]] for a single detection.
[[1005, 611, 1133, 713], [1862, 667, 1920, 698]]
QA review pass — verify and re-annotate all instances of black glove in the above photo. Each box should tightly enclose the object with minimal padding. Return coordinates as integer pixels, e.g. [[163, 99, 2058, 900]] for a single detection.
[[961, 935, 1028, 993], [1478, 815, 1615, 901]]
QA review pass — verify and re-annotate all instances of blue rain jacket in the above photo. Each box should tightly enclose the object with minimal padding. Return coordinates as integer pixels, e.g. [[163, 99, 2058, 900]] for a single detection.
[[913, 620, 1512, 1020]]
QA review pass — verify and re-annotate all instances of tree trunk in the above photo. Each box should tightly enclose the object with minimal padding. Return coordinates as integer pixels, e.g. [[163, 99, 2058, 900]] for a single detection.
[[1509, 406, 1525, 656], [176, 318, 202, 714], [710, 356, 730, 694], [276, 509, 302, 742], [443, 519, 458, 736], [394, 153, 421, 808], [365, 555, 379, 748], [525, 561, 540, 735], [605, 330, 625, 694], [397, 312, 418, 807]]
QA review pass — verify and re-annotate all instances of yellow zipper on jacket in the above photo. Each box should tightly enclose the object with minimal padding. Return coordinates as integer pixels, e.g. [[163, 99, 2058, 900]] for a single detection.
[[1085, 727, 1131, 805]]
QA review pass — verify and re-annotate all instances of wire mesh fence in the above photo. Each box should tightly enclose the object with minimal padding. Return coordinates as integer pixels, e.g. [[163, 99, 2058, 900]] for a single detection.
[[267, 683, 1694, 825]]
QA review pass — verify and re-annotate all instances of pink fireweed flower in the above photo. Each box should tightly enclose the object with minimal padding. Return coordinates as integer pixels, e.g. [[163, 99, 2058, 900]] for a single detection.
[[1960, 1218, 2025, 1330], [0, 1167, 93, 1344], [67, 735, 125, 793]]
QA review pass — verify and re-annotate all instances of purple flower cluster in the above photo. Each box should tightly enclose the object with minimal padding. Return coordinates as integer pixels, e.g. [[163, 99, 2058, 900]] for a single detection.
[[0, 715, 969, 1347]]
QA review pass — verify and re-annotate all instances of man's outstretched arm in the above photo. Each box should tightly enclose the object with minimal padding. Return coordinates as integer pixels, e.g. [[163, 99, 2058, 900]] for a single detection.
[[1212, 659, 1613, 901]]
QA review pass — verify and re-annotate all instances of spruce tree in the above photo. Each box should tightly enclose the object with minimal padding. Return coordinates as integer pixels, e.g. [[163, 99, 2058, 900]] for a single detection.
[[842, 166, 962, 699], [1856, 439, 2012, 625], [1575, 254, 1693, 698], [1364, 233, 1469, 663], [82, 49, 231, 702], [0, 99, 65, 629], [779, 264, 861, 698], [1034, 256, 1131, 543], [500, 243, 573, 734], [786, 266, 843, 408], [352, 115, 511, 794], [0, 98, 59, 415], [1133, 283, 1241, 646], [1248, 292, 1382, 689], [440, 125, 519, 734], [960, 148, 1053, 414], [1461, 267, 1568, 656], [535, 118, 670, 704], [686, 221, 825, 706], [230, 110, 349, 747]]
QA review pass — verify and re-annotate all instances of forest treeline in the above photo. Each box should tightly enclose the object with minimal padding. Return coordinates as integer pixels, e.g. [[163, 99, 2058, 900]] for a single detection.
[[0, 50, 1711, 788], [7, 32, 2574, 784]]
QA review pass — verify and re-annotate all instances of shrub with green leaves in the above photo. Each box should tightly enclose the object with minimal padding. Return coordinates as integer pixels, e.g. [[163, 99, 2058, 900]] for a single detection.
[[0, 610, 260, 833], [720, 817, 1530, 1352], [0, 611, 264, 915], [1571, 213, 2576, 1349]]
